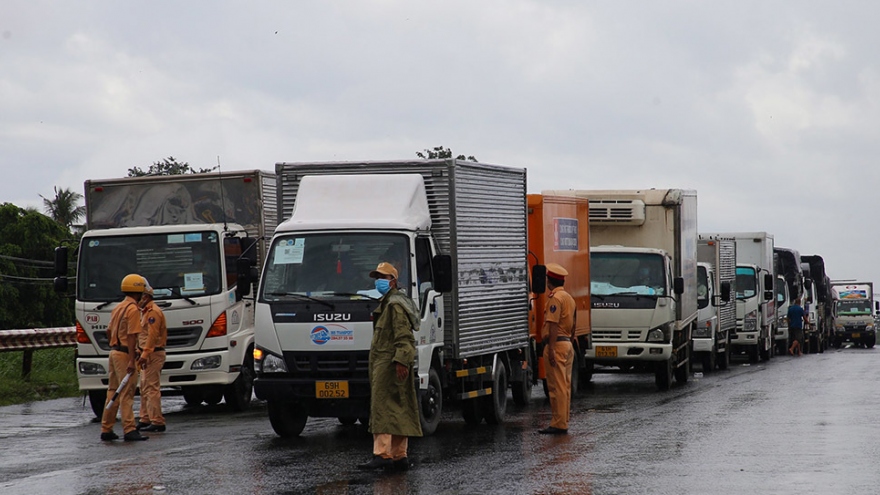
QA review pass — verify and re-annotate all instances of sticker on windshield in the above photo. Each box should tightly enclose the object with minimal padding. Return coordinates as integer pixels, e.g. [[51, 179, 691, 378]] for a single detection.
[[274, 238, 305, 264], [184, 272, 205, 291], [168, 234, 185, 244], [185, 233, 203, 243]]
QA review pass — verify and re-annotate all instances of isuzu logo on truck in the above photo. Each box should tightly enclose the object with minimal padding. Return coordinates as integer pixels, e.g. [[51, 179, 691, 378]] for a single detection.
[[315, 314, 351, 322]]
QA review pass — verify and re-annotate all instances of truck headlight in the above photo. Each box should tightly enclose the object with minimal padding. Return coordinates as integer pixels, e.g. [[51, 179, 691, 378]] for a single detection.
[[743, 310, 758, 331], [260, 352, 288, 373], [78, 362, 106, 375], [867, 325, 875, 332], [191, 355, 222, 370], [647, 325, 667, 343], [693, 326, 711, 338]]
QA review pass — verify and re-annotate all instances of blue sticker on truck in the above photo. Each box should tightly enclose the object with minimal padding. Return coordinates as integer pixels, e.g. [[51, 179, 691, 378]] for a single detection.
[[310, 325, 354, 345]]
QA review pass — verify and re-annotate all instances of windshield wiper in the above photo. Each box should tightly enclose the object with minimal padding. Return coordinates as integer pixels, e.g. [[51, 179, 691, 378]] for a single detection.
[[168, 287, 197, 306], [328, 291, 379, 301], [266, 292, 335, 309], [95, 296, 123, 311]]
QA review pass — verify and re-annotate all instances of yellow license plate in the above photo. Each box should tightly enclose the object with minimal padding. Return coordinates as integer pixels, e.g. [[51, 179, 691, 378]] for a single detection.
[[596, 345, 618, 358], [852, 333, 861, 339], [316, 381, 349, 399]]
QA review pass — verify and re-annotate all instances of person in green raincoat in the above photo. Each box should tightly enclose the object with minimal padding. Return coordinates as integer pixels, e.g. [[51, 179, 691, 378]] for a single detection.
[[358, 261, 423, 471]]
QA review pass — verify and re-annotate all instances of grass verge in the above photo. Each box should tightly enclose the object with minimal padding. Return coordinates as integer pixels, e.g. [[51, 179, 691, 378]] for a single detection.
[[0, 348, 80, 407]]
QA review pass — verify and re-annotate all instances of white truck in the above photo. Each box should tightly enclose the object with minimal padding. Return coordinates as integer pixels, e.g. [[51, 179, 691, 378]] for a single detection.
[[702, 232, 776, 363], [253, 160, 531, 437], [774, 247, 804, 356], [831, 281, 877, 348], [54, 171, 278, 416], [801, 255, 834, 353], [548, 189, 697, 391], [694, 235, 735, 372]]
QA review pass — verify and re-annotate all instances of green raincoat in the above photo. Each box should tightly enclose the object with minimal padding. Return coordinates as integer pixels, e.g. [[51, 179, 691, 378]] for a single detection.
[[368, 288, 423, 437]]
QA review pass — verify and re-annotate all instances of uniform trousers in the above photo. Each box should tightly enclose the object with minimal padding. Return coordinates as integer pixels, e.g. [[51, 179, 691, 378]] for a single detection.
[[138, 350, 166, 426], [544, 340, 573, 430], [101, 350, 138, 434], [373, 433, 408, 460]]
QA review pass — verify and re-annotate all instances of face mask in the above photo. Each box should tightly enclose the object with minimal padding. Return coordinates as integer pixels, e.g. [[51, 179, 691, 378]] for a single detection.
[[375, 278, 391, 295]]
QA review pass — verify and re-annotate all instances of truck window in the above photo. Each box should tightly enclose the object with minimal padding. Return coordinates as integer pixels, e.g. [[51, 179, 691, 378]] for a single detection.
[[415, 237, 433, 312], [697, 265, 709, 309], [735, 267, 757, 300], [261, 233, 411, 300], [837, 299, 871, 315], [77, 231, 223, 301], [590, 252, 666, 296], [776, 278, 787, 305]]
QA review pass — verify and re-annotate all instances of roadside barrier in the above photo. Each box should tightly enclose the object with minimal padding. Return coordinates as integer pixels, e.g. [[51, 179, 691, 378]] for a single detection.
[[0, 327, 76, 378]]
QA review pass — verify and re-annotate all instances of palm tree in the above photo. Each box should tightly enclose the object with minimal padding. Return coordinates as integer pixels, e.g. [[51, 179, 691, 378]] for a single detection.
[[41, 186, 86, 231]]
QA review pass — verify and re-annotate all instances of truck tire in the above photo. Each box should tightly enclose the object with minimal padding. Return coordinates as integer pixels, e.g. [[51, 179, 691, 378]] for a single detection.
[[267, 401, 308, 438], [204, 388, 224, 406], [759, 339, 771, 361], [183, 388, 204, 406], [482, 360, 508, 425], [88, 389, 107, 418], [717, 345, 730, 370], [579, 360, 594, 389], [655, 359, 673, 391], [866, 335, 876, 349], [511, 356, 533, 406], [461, 397, 483, 425], [700, 351, 715, 373], [775, 339, 788, 357], [747, 346, 759, 363], [224, 352, 254, 412], [419, 367, 443, 435], [338, 416, 357, 426]]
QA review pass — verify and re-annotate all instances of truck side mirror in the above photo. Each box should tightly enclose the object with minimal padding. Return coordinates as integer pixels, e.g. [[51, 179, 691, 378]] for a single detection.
[[804, 277, 812, 287], [53, 246, 69, 293], [720, 281, 731, 302], [674, 277, 684, 295], [531, 265, 547, 294], [763, 273, 774, 289], [432, 254, 453, 293], [236, 257, 254, 298]]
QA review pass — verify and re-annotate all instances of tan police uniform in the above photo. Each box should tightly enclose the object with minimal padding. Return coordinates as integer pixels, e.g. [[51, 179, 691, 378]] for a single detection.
[[541, 263, 576, 433], [101, 295, 142, 436], [137, 284, 168, 430]]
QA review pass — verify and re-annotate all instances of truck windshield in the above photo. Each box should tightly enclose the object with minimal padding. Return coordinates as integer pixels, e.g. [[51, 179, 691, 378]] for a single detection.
[[735, 267, 756, 300], [697, 265, 709, 309], [776, 277, 788, 305], [837, 299, 872, 315], [590, 252, 666, 296], [77, 231, 223, 301], [260, 233, 411, 301]]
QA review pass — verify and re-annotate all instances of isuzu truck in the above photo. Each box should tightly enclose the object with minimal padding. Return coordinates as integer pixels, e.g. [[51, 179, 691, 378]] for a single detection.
[[55, 171, 278, 416], [253, 160, 531, 437], [694, 235, 735, 371], [547, 189, 698, 391]]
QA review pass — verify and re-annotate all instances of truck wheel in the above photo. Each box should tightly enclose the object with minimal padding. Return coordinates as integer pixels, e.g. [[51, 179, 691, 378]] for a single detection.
[[267, 401, 307, 438], [717, 345, 730, 370], [482, 361, 508, 425], [579, 360, 594, 389], [775, 339, 788, 357], [338, 416, 357, 426], [759, 340, 771, 361], [224, 353, 254, 412], [461, 398, 483, 425], [747, 346, 759, 364], [183, 388, 204, 406], [655, 359, 673, 391], [88, 389, 107, 418], [419, 367, 443, 435], [512, 355, 533, 406], [204, 388, 224, 406], [866, 336, 876, 349], [700, 351, 715, 373]]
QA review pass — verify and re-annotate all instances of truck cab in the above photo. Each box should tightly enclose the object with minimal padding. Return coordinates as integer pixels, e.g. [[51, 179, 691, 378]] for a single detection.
[[694, 262, 717, 369], [775, 275, 790, 355], [733, 263, 775, 362]]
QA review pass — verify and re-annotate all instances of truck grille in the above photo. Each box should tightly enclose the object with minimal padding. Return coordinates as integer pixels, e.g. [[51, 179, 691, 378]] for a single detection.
[[90, 327, 201, 350], [592, 329, 644, 341], [283, 351, 370, 379]]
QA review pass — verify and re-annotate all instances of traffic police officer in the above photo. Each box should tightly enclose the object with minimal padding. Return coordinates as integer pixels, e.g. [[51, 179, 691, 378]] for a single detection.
[[101, 274, 149, 441], [136, 279, 168, 433], [538, 263, 576, 435]]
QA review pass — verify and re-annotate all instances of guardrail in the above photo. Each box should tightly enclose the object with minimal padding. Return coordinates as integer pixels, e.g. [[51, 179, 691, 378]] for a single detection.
[[0, 327, 76, 378]]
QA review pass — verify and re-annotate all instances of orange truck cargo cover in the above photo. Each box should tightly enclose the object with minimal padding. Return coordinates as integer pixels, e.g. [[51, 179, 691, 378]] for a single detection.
[[527, 193, 591, 380]]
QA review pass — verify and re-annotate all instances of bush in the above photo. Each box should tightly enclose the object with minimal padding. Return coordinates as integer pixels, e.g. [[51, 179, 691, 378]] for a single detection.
[[0, 348, 80, 406]]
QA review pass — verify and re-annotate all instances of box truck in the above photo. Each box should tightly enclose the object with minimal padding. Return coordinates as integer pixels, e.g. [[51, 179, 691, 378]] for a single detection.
[[831, 281, 876, 348], [546, 189, 698, 391], [55, 171, 277, 416], [694, 235, 735, 371], [775, 247, 804, 355], [253, 160, 531, 437], [801, 255, 834, 353]]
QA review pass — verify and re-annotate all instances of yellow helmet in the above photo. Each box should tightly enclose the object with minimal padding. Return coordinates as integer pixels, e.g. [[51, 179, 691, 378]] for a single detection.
[[120, 273, 146, 293]]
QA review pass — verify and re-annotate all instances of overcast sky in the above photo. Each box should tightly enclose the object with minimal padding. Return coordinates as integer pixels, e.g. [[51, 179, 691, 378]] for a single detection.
[[3, 1, 879, 288]]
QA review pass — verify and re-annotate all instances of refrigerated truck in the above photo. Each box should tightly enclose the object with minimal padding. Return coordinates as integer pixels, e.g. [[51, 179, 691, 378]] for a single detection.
[[55, 171, 278, 416], [253, 160, 531, 437], [546, 189, 698, 391]]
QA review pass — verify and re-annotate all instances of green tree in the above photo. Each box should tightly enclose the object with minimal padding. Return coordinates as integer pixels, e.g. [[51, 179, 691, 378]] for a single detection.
[[127, 156, 217, 177], [416, 146, 478, 162], [40, 187, 85, 232], [0, 204, 75, 329]]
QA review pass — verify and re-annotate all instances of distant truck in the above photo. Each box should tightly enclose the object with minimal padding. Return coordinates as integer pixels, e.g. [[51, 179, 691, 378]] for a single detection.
[[694, 235, 735, 371], [55, 171, 278, 416], [526, 193, 592, 393], [830, 282, 877, 348], [253, 160, 531, 437], [775, 247, 805, 355], [801, 255, 834, 353], [703, 232, 776, 363], [547, 189, 697, 391]]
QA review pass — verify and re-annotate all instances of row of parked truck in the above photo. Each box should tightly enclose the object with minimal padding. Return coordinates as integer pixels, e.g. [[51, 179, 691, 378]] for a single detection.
[[54, 159, 877, 438]]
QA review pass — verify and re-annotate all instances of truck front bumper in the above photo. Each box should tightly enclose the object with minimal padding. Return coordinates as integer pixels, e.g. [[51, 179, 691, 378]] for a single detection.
[[254, 375, 370, 418], [731, 331, 759, 347], [586, 342, 672, 363], [76, 349, 241, 391], [692, 338, 715, 353]]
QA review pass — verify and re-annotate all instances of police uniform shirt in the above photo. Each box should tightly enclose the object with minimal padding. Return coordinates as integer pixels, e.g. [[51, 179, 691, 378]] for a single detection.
[[544, 287, 575, 340]]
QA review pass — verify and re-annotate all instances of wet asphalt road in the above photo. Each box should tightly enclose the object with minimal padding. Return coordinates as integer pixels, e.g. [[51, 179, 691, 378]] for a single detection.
[[1, 345, 879, 495]]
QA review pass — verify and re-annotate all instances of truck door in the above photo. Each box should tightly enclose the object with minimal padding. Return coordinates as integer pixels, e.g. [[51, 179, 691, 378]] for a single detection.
[[415, 236, 442, 344]]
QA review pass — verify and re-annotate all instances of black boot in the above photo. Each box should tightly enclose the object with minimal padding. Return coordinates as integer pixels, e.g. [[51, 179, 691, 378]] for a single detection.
[[357, 456, 392, 470]]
